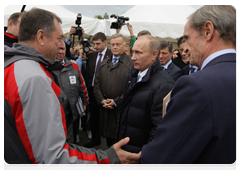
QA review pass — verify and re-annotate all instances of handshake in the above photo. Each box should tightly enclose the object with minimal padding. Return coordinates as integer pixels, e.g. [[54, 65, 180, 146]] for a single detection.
[[102, 98, 116, 109]]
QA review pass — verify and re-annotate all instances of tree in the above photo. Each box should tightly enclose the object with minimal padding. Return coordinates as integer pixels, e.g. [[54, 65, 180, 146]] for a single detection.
[[103, 12, 109, 19], [95, 15, 103, 19]]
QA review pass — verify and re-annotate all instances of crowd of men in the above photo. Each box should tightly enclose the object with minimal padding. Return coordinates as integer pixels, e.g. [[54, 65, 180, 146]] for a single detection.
[[4, 5, 236, 164]]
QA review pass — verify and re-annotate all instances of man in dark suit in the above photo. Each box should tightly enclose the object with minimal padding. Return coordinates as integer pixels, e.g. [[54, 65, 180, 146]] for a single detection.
[[159, 40, 183, 81], [84, 32, 112, 148], [94, 34, 133, 148], [141, 5, 236, 163]]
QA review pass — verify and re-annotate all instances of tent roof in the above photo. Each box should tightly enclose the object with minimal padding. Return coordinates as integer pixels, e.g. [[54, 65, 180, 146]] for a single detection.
[[4, 5, 198, 39], [4, 5, 100, 34], [121, 5, 197, 25], [107, 5, 197, 39]]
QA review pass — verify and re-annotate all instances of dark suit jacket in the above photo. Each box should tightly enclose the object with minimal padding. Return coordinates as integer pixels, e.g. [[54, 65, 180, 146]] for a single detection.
[[182, 64, 190, 75], [172, 55, 188, 69], [84, 49, 112, 91], [141, 53, 236, 164], [165, 62, 184, 81]]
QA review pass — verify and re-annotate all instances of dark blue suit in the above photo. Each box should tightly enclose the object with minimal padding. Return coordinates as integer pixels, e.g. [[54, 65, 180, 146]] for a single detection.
[[165, 62, 184, 81], [141, 53, 236, 163]]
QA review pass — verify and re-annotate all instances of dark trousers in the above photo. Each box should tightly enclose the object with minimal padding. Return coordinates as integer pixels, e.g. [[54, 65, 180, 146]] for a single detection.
[[89, 87, 101, 143], [73, 118, 79, 144]]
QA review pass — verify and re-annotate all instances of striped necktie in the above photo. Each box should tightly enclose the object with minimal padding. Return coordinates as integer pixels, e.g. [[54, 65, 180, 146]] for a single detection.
[[112, 57, 118, 65]]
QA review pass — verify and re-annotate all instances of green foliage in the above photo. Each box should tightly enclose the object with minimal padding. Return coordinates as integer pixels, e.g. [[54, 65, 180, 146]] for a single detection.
[[94, 12, 109, 19]]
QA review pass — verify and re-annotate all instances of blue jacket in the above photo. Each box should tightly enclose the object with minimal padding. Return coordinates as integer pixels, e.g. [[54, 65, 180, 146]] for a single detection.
[[141, 53, 236, 163]]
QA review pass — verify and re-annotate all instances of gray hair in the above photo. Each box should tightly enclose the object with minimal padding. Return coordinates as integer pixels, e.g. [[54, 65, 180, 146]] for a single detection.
[[18, 8, 62, 42], [110, 33, 126, 44], [188, 5, 236, 47]]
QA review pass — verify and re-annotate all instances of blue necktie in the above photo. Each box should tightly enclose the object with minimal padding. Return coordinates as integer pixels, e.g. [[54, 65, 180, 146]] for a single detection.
[[137, 74, 141, 83], [112, 57, 118, 65], [189, 67, 196, 74], [95, 53, 103, 74]]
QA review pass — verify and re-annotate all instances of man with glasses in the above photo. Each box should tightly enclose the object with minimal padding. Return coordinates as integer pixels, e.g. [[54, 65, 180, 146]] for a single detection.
[[94, 33, 133, 148]]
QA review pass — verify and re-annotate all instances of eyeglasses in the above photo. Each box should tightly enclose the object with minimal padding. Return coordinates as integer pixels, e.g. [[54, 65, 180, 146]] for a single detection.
[[111, 43, 122, 47]]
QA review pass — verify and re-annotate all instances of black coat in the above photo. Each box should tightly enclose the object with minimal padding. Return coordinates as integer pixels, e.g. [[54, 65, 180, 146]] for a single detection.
[[94, 53, 133, 138], [117, 59, 174, 153]]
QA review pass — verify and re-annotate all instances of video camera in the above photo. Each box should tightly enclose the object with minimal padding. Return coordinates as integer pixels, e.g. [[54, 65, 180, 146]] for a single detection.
[[110, 14, 129, 29], [74, 13, 83, 37], [81, 38, 91, 53]]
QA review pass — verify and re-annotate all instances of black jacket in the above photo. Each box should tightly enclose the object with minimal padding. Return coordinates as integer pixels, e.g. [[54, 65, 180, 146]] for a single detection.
[[4, 31, 18, 47], [117, 59, 174, 153], [52, 58, 89, 122]]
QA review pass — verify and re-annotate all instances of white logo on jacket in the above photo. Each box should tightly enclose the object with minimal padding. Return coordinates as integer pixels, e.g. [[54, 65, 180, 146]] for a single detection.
[[69, 76, 77, 84]]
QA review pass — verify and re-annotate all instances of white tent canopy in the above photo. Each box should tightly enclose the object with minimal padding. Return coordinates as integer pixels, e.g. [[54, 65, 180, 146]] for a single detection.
[[4, 5, 197, 39], [106, 5, 197, 39], [4, 5, 104, 35]]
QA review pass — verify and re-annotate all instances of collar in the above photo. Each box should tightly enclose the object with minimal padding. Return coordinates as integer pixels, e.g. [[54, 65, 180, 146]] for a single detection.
[[99, 47, 107, 56], [201, 49, 236, 70], [112, 55, 121, 61], [137, 68, 149, 82], [162, 60, 172, 69], [4, 31, 18, 39]]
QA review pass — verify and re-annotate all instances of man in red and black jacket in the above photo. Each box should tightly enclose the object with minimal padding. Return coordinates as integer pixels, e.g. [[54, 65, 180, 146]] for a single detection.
[[4, 12, 24, 47]]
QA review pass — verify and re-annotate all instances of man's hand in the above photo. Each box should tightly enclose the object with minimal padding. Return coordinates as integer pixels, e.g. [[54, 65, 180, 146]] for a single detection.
[[127, 23, 134, 36], [87, 47, 95, 55], [113, 137, 141, 164], [102, 99, 114, 109], [68, 26, 76, 38], [81, 28, 85, 39]]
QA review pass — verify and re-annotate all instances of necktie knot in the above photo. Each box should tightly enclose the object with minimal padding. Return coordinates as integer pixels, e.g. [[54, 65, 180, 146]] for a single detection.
[[137, 74, 141, 83], [190, 67, 196, 74], [112, 57, 118, 65]]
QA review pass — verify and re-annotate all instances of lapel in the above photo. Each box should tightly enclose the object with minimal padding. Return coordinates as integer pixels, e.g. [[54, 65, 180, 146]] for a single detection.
[[104, 48, 112, 60]]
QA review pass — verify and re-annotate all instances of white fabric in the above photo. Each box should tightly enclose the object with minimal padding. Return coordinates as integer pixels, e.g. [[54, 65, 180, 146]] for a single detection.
[[106, 5, 197, 38], [4, 5, 197, 39]]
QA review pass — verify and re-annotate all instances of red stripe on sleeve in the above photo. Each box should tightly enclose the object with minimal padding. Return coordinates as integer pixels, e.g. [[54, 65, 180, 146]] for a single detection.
[[71, 63, 89, 104], [63, 144, 110, 164], [4, 64, 37, 164], [39, 63, 67, 138]]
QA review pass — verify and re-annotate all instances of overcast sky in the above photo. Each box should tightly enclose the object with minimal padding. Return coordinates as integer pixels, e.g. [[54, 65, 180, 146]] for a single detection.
[[63, 5, 134, 18]]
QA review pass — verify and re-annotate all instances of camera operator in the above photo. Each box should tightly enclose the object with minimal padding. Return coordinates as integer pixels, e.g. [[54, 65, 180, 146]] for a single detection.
[[65, 26, 85, 60], [74, 44, 87, 71]]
